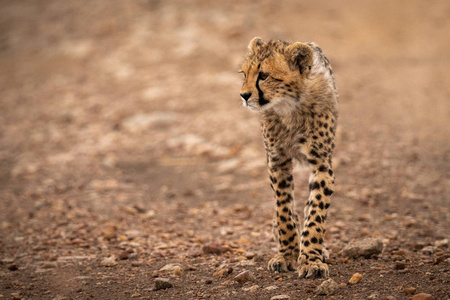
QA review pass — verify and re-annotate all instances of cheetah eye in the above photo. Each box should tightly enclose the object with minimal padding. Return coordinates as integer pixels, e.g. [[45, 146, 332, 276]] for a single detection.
[[259, 72, 269, 81], [238, 70, 246, 79]]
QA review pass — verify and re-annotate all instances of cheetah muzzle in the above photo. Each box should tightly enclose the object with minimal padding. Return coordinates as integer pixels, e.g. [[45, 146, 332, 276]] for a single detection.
[[240, 37, 339, 279]]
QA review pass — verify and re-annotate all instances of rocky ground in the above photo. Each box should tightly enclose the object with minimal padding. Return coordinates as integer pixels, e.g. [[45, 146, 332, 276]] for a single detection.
[[1, 0, 449, 299]]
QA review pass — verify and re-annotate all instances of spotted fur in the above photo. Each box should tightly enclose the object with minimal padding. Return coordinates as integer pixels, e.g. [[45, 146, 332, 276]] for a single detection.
[[240, 38, 339, 278]]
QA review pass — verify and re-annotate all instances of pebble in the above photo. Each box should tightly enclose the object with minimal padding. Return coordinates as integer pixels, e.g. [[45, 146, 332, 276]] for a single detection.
[[403, 287, 416, 295], [154, 278, 173, 290], [118, 251, 129, 260], [202, 243, 227, 255], [316, 278, 339, 295], [213, 266, 233, 277], [103, 230, 117, 240], [342, 238, 383, 258], [264, 285, 278, 291], [270, 295, 290, 300], [411, 293, 434, 300], [394, 262, 406, 270], [10, 293, 21, 300], [242, 285, 259, 293], [421, 246, 437, 255], [159, 263, 179, 272], [348, 273, 363, 285], [234, 270, 254, 284], [173, 266, 182, 276], [41, 261, 58, 269], [100, 256, 118, 267], [8, 264, 18, 271], [435, 239, 448, 248]]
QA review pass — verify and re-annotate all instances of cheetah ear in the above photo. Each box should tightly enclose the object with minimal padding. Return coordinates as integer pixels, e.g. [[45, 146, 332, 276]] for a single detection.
[[248, 37, 264, 53], [285, 42, 313, 75]]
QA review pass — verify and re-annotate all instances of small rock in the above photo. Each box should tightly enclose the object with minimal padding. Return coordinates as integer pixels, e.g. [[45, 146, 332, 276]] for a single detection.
[[159, 264, 180, 272], [131, 293, 141, 298], [10, 293, 21, 300], [41, 261, 58, 269], [342, 238, 383, 259], [348, 273, 363, 285], [403, 287, 416, 295], [234, 270, 254, 284], [245, 252, 256, 259], [383, 296, 397, 300], [394, 262, 406, 270], [154, 278, 173, 290], [100, 256, 118, 267], [173, 266, 182, 276], [103, 230, 117, 240], [435, 239, 448, 248], [118, 251, 129, 260], [8, 264, 18, 271], [411, 293, 434, 300], [421, 246, 437, 255], [270, 295, 290, 300], [205, 279, 212, 284], [213, 266, 233, 277], [243, 285, 259, 293], [123, 206, 138, 215], [264, 285, 278, 291], [316, 278, 339, 295], [202, 243, 227, 255]]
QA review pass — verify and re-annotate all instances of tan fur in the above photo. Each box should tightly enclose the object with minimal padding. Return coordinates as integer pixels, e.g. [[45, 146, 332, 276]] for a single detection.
[[240, 38, 339, 278]]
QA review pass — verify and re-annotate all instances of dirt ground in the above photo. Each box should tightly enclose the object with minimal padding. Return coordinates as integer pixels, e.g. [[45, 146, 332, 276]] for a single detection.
[[1, 1, 449, 299]]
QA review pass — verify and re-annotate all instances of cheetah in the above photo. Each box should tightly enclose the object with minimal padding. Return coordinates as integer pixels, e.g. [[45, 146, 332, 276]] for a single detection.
[[239, 38, 338, 278]]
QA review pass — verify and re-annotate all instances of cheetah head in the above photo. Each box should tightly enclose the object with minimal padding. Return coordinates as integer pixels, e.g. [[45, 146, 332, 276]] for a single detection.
[[239, 37, 313, 113]]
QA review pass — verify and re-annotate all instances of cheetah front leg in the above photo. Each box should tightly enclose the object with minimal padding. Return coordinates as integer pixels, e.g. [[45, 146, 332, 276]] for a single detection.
[[298, 159, 334, 278], [266, 156, 301, 273]]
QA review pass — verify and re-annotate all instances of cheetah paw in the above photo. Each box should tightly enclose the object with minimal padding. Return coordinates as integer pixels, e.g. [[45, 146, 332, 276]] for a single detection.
[[298, 260, 329, 278], [268, 254, 297, 272]]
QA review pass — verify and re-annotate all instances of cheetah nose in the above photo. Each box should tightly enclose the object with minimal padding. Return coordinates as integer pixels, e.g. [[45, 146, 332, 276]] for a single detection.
[[240, 93, 252, 101]]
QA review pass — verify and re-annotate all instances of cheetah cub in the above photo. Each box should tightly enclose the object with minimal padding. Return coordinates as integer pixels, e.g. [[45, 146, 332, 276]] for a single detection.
[[240, 38, 338, 278]]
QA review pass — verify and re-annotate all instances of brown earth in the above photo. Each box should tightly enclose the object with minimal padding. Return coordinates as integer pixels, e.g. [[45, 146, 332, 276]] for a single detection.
[[1, 1, 449, 299]]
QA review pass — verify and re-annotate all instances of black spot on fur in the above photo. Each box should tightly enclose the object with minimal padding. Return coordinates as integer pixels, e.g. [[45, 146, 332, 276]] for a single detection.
[[318, 165, 328, 172], [311, 237, 318, 244], [302, 230, 309, 237], [279, 215, 287, 222], [315, 215, 322, 223], [278, 180, 289, 189], [310, 149, 321, 158], [307, 159, 317, 165], [316, 194, 322, 200], [309, 182, 320, 190], [324, 188, 333, 196]]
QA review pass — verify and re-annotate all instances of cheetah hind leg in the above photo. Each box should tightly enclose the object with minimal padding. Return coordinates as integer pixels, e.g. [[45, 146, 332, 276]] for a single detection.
[[268, 213, 299, 272]]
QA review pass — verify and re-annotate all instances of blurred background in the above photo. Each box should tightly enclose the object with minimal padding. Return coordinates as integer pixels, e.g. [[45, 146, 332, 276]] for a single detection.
[[1, 0, 449, 299]]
